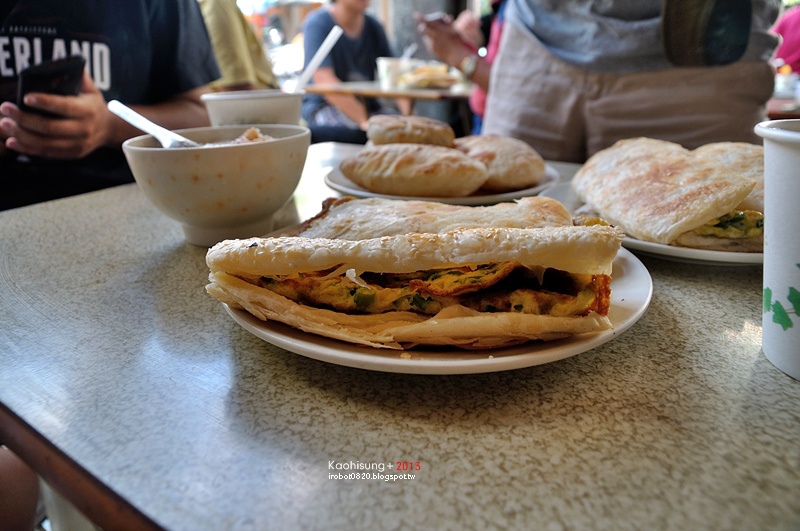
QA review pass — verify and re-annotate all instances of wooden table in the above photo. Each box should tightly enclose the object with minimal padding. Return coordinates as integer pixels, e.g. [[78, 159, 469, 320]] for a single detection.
[[304, 80, 471, 101], [1, 143, 799, 530], [305, 81, 473, 131]]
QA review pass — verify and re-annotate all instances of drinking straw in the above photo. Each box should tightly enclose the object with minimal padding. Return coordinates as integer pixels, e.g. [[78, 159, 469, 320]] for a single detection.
[[294, 25, 344, 92], [401, 42, 418, 59]]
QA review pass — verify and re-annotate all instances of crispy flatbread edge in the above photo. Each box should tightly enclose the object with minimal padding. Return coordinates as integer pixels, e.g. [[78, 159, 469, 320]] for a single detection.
[[575, 203, 763, 252], [207, 225, 624, 278], [574, 179, 755, 245], [207, 271, 612, 351], [672, 232, 763, 252]]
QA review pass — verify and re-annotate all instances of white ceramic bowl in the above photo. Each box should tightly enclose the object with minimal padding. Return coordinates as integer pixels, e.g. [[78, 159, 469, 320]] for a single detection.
[[122, 124, 310, 246], [201, 89, 303, 126]]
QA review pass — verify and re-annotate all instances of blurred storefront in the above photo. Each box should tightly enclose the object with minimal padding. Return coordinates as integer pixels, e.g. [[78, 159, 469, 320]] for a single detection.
[[238, 0, 322, 45], [236, 0, 475, 121], [235, 1, 318, 88], [236, 0, 475, 57]]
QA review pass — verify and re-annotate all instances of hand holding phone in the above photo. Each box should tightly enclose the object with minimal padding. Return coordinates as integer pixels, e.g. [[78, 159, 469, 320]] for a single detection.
[[16, 56, 86, 116], [424, 11, 455, 23]]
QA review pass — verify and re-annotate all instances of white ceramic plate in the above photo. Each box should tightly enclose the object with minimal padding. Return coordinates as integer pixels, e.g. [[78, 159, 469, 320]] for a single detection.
[[223, 248, 652, 375], [541, 182, 763, 266], [324, 164, 560, 206]]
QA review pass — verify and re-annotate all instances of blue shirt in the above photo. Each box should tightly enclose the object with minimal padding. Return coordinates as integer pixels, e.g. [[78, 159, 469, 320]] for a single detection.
[[508, 0, 780, 72], [301, 8, 394, 120]]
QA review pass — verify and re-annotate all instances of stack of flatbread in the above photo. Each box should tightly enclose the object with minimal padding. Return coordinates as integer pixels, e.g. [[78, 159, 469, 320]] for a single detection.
[[206, 196, 624, 350], [340, 115, 548, 197], [571, 138, 763, 252], [396, 63, 460, 88]]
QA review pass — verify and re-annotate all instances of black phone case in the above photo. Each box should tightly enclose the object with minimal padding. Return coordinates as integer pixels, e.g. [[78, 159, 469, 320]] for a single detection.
[[17, 56, 86, 115]]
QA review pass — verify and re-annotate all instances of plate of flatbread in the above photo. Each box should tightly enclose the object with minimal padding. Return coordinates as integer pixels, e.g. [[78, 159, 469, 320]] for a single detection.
[[541, 182, 763, 266], [541, 137, 765, 266], [220, 247, 651, 374], [328, 117, 560, 204], [325, 163, 559, 206], [210, 195, 652, 372]]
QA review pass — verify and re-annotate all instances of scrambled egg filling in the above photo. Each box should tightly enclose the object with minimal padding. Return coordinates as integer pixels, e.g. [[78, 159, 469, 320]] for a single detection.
[[572, 215, 610, 227], [257, 262, 611, 317], [694, 210, 763, 239]]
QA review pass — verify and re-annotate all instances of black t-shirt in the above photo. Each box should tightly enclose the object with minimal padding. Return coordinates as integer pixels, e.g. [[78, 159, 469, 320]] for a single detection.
[[0, 0, 221, 210]]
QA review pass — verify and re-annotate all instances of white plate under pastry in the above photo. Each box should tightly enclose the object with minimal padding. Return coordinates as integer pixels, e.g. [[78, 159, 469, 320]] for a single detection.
[[222, 248, 651, 375], [540, 182, 763, 266], [324, 164, 560, 206]]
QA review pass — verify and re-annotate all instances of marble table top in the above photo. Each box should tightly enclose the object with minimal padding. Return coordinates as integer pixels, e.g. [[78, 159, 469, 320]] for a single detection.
[[0, 143, 798, 530]]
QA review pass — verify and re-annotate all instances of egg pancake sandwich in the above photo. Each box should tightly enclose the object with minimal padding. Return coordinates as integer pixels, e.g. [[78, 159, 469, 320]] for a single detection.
[[206, 198, 624, 350], [571, 137, 763, 252]]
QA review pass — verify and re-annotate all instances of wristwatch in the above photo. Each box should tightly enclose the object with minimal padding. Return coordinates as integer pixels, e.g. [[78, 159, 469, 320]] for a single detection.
[[458, 54, 479, 80]]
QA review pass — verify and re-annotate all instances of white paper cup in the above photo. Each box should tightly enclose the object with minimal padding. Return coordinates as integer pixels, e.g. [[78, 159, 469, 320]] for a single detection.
[[755, 119, 800, 380], [376, 57, 413, 90]]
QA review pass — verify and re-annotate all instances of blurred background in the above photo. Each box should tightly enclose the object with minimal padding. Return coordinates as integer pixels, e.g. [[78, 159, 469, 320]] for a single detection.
[[237, 0, 800, 90], [233, 0, 800, 126], [236, 0, 488, 89]]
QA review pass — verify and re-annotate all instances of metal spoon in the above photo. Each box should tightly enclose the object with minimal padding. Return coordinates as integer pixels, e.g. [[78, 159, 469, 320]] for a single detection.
[[108, 100, 200, 148]]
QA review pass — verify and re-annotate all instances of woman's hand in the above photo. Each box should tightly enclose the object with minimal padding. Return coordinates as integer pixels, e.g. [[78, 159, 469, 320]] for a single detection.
[[453, 11, 484, 49], [414, 12, 473, 68]]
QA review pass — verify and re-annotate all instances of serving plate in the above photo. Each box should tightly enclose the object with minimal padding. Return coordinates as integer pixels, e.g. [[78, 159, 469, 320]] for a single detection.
[[541, 182, 763, 266], [324, 164, 560, 206], [223, 248, 651, 375]]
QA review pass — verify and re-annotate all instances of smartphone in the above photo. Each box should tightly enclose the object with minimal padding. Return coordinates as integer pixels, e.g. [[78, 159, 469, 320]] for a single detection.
[[16, 55, 86, 115], [423, 11, 449, 23]]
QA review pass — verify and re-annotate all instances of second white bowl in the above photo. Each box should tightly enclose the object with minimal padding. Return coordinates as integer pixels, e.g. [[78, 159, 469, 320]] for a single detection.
[[201, 89, 303, 127]]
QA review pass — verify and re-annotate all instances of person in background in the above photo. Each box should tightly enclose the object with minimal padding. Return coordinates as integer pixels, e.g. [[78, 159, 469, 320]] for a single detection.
[[301, 0, 407, 135], [416, 0, 506, 134], [773, 5, 800, 73], [198, 0, 280, 91], [0, 0, 220, 211], [481, 0, 780, 163]]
